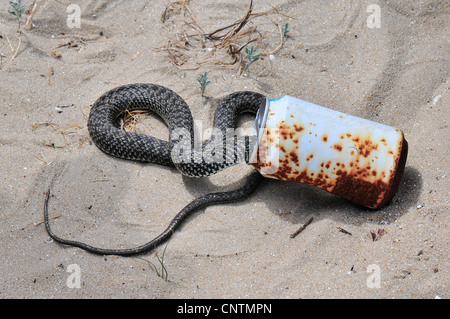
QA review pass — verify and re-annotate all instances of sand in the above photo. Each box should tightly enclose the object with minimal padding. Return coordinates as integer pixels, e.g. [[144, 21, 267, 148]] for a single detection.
[[0, 0, 448, 299]]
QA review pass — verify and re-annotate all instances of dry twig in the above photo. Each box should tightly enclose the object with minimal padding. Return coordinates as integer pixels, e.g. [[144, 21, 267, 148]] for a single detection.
[[34, 214, 62, 226], [290, 217, 314, 239]]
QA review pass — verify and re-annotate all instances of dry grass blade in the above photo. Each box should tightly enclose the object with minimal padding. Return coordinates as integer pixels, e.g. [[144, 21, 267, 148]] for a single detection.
[[207, 0, 253, 47], [0, 21, 14, 52], [34, 214, 62, 226], [161, 0, 190, 23], [259, 22, 285, 56], [60, 124, 83, 135], [120, 110, 154, 132], [32, 122, 59, 131]]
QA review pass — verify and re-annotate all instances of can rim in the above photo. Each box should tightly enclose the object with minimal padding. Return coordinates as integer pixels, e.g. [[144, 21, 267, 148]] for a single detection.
[[249, 97, 270, 163]]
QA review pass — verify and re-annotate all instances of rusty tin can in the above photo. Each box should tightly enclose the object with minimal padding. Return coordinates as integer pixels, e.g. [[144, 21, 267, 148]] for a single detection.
[[250, 96, 408, 209]]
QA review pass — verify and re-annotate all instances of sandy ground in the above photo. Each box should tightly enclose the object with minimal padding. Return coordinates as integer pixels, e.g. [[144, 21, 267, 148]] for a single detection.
[[0, 0, 448, 299]]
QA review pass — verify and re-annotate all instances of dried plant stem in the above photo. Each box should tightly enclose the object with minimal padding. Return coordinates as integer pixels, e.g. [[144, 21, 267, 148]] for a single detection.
[[25, 0, 40, 30], [290, 217, 314, 239], [0, 21, 14, 52], [260, 23, 285, 56], [206, 1, 253, 40], [10, 30, 22, 63], [34, 214, 62, 226]]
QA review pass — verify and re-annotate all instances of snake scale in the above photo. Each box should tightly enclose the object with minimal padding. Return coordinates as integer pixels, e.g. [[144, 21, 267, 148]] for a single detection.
[[44, 83, 265, 256]]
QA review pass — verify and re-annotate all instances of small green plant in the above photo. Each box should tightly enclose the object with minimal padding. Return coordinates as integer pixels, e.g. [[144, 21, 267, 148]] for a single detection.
[[138, 244, 169, 281], [245, 46, 260, 65], [8, 0, 27, 62], [281, 23, 291, 38], [241, 46, 260, 75], [196, 72, 212, 96], [9, 0, 27, 20]]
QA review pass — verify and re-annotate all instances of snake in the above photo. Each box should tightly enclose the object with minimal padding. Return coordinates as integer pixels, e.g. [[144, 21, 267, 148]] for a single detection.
[[44, 83, 266, 256]]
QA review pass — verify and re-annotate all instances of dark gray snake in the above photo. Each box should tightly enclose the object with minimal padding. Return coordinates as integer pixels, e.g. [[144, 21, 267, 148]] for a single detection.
[[44, 83, 265, 256]]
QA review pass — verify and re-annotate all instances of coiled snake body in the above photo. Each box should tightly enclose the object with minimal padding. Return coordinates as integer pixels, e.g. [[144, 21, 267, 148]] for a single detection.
[[44, 83, 265, 256]]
